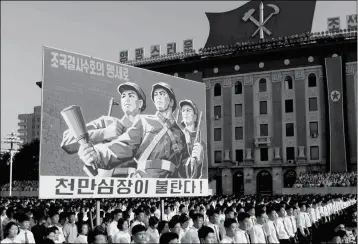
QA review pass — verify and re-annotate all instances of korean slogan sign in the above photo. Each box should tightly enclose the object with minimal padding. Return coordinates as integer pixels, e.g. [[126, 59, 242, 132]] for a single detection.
[[40, 47, 208, 199]]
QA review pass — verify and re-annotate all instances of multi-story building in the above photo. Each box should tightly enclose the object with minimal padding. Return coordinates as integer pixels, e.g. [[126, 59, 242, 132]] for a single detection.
[[123, 3, 357, 195], [17, 106, 41, 144]]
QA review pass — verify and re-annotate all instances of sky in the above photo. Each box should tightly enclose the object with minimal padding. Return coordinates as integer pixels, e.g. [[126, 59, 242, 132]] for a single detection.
[[1, 1, 356, 150]]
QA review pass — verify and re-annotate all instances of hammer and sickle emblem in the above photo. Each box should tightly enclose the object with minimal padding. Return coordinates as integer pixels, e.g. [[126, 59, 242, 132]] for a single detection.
[[242, 3, 280, 38]]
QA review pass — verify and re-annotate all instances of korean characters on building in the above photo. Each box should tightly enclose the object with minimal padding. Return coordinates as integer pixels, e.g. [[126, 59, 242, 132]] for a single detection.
[[40, 47, 208, 198]]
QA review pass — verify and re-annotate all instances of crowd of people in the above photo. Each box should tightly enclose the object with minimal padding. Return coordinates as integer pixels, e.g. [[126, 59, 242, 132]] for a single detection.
[[0, 181, 39, 192], [293, 172, 357, 188], [0, 194, 356, 244]]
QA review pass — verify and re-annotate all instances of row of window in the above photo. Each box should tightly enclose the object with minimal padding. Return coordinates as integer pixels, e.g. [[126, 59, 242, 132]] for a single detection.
[[213, 97, 318, 118], [214, 146, 319, 163], [213, 74, 318, 96], [214, 121, 319, 141]]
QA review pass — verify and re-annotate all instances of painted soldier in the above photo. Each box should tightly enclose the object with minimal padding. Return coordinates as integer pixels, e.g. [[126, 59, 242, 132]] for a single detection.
[[61, 82, 146, 176], [179, 99, 207, 179], [77, 82, 203, 178]]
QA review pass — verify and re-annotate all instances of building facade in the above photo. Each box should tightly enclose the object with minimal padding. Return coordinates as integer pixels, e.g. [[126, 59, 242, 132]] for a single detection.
[[17, 106, 41, 144], [127, 32, 356, 195]]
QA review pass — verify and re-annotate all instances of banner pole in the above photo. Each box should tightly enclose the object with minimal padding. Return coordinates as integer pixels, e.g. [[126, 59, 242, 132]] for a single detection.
[[160, 198, 164, 221], [95, 98, 114, 227]]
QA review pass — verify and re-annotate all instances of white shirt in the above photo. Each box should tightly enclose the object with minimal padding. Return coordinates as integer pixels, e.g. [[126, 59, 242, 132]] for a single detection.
[[264, 221, 279, 244], [315, 207, 321, 220], [181, 227, 200, 244], [1, 237, 21, 243], [234, 228, 250, 244], [303, 213, 312, 228], [309, 209, 317, 224], [248, 224, 267, 244], [283, 216, 295, 238], [206, 223, 221, 243], [107, 220, 119, 237], [113, 230, 131, 243], [220, 235, 236, 244], [289, 216, 297, 234], [74, 234, 88, 243], [274, 218, 290, 240], [146, 227, 160, 243], [17, 229, 36, 243]]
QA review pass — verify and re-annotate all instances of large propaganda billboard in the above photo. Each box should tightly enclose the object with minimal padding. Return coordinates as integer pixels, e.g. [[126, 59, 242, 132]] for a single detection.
[[40, 47, 208, 199]]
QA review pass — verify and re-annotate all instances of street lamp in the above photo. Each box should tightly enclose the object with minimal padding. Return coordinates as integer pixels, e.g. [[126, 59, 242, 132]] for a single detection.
[[2, 132, 21, 197]]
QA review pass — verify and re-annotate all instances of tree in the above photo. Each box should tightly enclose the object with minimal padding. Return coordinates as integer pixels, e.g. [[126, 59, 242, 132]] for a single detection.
[[0, 151, 10, 185], [12, 139, 39, 181]]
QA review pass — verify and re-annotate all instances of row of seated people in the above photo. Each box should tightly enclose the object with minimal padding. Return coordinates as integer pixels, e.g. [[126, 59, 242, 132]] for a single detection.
[[0, 194, 356, 243], [293, 171, 357, 188], [0, 181, 39, 191]]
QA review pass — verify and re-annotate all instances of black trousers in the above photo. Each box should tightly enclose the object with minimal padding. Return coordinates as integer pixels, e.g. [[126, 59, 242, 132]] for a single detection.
[[279, 239, 291, 244]]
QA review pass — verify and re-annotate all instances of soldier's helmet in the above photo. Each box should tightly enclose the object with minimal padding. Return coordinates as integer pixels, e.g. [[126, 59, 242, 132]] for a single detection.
[[151, 82, 177, 111], [179, 99, 198, 127], [117, 82, 146, 112]]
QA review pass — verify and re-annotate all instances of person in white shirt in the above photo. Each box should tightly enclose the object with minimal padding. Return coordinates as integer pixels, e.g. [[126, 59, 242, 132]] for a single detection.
[[132, 224, 147, 244], [220, 218, 237, 243], [74, 223, 89, 243], [107, 209, 123, 243], [275, 204, 291, 244], [198, 226, 215, 243], [130, 209, 146, 234], [296, 204, 308, 244], [224, 208, 235, 221], [113, 218, 131, 243], [248, 208, 268, 244], [16, 213, 36, 244], [205, 209, 223, 243], [169, 217, 183, 242], [245, 204, 257, 231], [1, 222, 21, 244], [181, 213, 203, 244], [146, 216, 160, 243], [264, 206, 280, 244], [179, 214, 190, 238], [48, 212, 65, 244], [234, 212, 251, 244], [162, 206, 171, 222], [283, 205, 296, 243]]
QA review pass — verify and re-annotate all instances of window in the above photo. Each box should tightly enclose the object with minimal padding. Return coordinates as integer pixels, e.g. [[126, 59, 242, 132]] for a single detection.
[[260, 101, 267, 114], [214, 150, 222, 163], [310, 146, 319, 160], [309, 98, 318, 111], [235, 81, 242, 94], [309, 122, 318, 135], [284, 76, 293, 90], [37, 118, 40, 122], [235, 127, 243, 140], [308, 73, 317, 87], [214, 106, 221, 118], [259, 78, 267, 92], [37, 132, 40, 136], [214, 83, 221, 96], [285, 99, 294, 113], [235, 104, 242, 117], [286, 123, 294, 137], [260, 148, 268, 161], [214, 128, 222, 141], [32, 125, 35, 129], [260, 124, 268, 137], [37, 125, 40, 129], [236, 149, 244, 163], [286, 147, 295, 160]]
